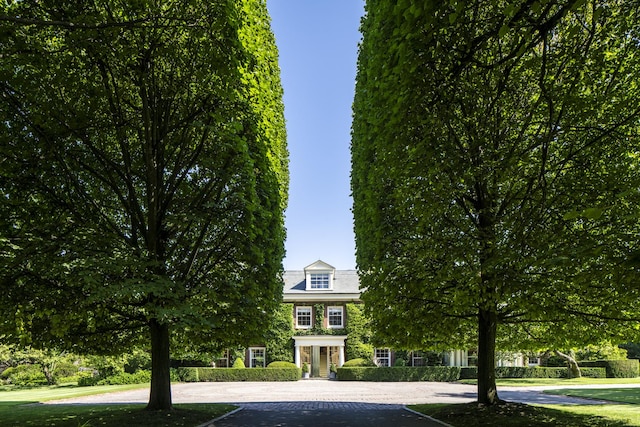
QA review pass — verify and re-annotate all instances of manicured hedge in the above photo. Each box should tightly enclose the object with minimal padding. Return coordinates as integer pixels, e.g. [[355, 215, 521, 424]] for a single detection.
[[460, 366, 606, 379], [78, 370, 151, 386], [337, 366, 460, 382], [177, 367, 301, 382], [342, 358, 376, 367], [579, 360, 639, 378]]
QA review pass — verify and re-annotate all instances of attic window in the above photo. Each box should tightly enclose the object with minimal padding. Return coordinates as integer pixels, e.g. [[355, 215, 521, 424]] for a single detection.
[[309, 273, 330, 289]]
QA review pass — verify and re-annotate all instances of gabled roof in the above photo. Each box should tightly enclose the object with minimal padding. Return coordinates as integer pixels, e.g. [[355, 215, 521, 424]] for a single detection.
[[282, 263, 361, 303], [304, 260, 335, 271]]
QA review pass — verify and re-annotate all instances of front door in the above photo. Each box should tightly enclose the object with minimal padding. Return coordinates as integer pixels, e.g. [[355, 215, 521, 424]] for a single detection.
[[319, 347, 328, 377]]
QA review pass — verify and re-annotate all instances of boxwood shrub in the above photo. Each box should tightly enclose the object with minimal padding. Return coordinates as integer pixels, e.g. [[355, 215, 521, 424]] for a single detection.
[[337, 366, 460, 382], [78, 370, 151, 386], [342, 358, 375, 367], [177, 367, 300, 382], [267, 361, 298, 369], [460, 366, 606, 379], [579, 360, 639, 378]]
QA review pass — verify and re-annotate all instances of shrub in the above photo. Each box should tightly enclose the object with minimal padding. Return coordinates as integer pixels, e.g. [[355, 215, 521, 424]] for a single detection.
[[267, 361, 298, 369], [579, 360, 639, 378], [337, 366, 460, 382], [96, 370, 151, 385], [232, 358, 246, 369], [52, 361, 79, 379], [178, 367, 300, 382], [457, 366, 606, 379], [79, 370, 151, 386], [4, 364, 48, 386], [342, 358, 375, 367], [459, 367, 478, 379]]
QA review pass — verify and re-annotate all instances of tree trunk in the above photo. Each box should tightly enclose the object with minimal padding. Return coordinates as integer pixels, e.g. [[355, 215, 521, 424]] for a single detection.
[[477, 308, 500, 405], [146, 319, 172, 411], [554, 350, 581, 378]]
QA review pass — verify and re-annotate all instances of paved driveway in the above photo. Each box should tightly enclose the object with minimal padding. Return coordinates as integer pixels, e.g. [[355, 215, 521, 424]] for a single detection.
[[50, 380, 618, 427]]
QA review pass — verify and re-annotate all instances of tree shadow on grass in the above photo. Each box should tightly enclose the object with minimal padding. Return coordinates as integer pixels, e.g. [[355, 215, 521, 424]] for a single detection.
[[0, 402, 237, 427]]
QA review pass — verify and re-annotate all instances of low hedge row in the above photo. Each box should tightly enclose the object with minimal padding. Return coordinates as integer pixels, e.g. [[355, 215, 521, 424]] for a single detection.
[[177, 367, 301, 382], [460, 366, 606, 379], [78, 370, 152, 386], [338, 365, 608, 381], [579, 360, 639, 378], [337, 366, 461, 382]]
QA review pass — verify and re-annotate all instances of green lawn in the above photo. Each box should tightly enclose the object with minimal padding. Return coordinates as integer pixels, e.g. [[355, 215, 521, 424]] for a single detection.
[[410, 402, 638, 426], [0, 384, 236, 427], [545, 387, 640, 404], [411, 383, 640, 426], [459, 377, 640, 387]]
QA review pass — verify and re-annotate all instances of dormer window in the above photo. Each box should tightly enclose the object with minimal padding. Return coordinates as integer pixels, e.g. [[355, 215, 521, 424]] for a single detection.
[[310, 273, 330, 289], [304, 260, 336, 291]]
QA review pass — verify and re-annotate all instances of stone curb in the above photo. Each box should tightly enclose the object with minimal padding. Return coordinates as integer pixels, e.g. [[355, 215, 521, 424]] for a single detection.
[[403, 406, 454, 427], [195, 407, 243, 427]]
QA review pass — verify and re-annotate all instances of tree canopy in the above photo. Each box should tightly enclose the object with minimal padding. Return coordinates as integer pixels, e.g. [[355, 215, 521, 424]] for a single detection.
[[0, 0, 287, 410], [352, 0, 640, 404]]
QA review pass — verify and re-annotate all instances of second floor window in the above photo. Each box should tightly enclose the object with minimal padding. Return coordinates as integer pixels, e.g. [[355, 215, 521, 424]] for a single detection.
[[310, 273, 330, 289], [296, 306, 312, 328], [327, 306, 343, 328]]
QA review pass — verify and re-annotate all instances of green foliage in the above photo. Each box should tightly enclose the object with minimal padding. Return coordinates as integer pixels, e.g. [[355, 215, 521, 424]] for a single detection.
[[124, 350, 152, 374], [577, 344, 628, 361], [52, 361, 79, 379], [579, 360, 639, 378], [267, 361, 298, 369], [264, 304, 294, 364], [342, 358, 376, 367], [352, 0, 640, 404], [232, 358, 246, 369], [0, 0, 288, 410], [1, 365, 48, 386], [178, 367, 300, 382], [345, 304, 373, 360], [79, 370, 151, 386], [620, 343, 640, 359], [337, 366, 460, 382]]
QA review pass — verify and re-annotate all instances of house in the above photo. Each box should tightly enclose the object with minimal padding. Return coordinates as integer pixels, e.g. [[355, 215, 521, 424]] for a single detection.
[[219, 260, 497, 376], [283, 260, 359, 377]]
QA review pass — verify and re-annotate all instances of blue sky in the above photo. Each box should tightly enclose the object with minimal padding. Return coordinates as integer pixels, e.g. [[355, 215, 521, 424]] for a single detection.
[[267, 1, 365, 271]]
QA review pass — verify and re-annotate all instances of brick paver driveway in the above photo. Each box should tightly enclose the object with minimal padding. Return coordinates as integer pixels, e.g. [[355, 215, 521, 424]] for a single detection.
[[50, 380, 617, 426]]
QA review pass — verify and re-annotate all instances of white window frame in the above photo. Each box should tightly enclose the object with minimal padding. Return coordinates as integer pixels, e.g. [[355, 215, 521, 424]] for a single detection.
[[412, 351, 425, 367], [327, 306, 344, 328], [374, 348, 391, 367], [296, 306, 312, 329], [309, 273, 330, 289], [249, 347, 266, 368]]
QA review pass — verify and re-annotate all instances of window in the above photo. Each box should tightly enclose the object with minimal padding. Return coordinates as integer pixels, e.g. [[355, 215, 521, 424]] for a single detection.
[[375, 348, 391, 367], [249, 347, 265, 368], [327, 306, 343, 328], [216, 349, 230, 368], [412, 351, 426, 367], [309, 273, 330, 289], [296, 306, 312, 328]]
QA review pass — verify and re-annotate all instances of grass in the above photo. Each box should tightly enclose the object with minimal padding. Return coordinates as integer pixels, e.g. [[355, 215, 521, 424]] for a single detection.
[[458, 377, 640, 387], [545, 387, 640, 404], [0, 384, 236, 427], [410, 402, 637, 426], [412, 383, 640, 426]]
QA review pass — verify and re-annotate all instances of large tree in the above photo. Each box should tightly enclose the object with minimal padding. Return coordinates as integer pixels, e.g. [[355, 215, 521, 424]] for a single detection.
[[352, 0, 640, 405], [0, 0, 287, 410]]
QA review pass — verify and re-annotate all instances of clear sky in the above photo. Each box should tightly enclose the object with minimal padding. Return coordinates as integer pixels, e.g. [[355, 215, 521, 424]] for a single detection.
[[267, 0, 365, 271]]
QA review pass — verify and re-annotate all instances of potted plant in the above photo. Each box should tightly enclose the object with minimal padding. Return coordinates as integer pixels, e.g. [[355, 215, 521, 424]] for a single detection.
[[302, 362, 310, 378], [329, 363, 337, 379]]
